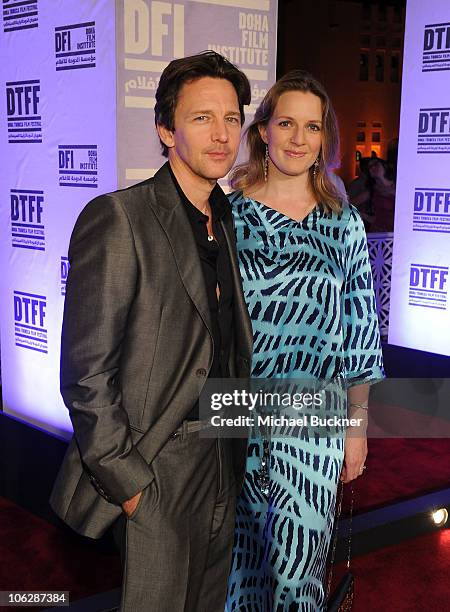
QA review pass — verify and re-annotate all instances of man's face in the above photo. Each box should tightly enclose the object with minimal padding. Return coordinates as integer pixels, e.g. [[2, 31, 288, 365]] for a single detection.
[[159, 77, 242, 182]]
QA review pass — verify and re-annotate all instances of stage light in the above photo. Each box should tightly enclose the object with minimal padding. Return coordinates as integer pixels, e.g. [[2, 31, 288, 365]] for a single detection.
[[431, 508, 448, 527]]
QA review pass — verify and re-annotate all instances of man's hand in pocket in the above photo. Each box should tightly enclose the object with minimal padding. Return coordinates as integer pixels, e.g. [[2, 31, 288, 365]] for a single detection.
[[122, 490, 143, 517]]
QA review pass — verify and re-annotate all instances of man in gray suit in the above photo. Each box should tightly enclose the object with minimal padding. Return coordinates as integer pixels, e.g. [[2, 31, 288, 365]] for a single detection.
[[49, 51, 252, 611]]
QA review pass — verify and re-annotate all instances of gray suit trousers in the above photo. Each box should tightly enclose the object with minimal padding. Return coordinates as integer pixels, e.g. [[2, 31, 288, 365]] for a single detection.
[[112, 425, 237, 612]]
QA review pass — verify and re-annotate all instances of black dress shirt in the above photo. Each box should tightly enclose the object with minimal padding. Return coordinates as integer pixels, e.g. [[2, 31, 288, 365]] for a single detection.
[[168, 166, 234, 420]]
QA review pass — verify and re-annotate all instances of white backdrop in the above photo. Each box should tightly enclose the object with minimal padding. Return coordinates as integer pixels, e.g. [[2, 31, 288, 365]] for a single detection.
[[389, 0, 450, 356], [0, 0, 278, 438], [0, 1, 117, 437]]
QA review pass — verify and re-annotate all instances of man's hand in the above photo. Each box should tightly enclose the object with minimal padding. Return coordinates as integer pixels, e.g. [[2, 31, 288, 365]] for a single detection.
[[122, 490, 143, 517], [340, 435, 368, 483]]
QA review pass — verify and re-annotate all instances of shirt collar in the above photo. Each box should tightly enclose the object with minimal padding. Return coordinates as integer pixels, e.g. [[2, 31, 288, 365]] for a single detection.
[[168, 163, 229, 222]]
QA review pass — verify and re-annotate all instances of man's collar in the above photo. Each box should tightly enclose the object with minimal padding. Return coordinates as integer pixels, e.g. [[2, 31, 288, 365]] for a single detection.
[[209, 182, 229, 221], [167, 162, 229, 220]]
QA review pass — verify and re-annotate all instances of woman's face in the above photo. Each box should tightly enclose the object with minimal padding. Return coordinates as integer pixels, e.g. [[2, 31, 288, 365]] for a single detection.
[[259, 90, 323, 180]]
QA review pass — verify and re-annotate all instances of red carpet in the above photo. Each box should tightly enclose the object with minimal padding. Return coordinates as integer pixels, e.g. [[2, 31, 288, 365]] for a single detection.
[[331, 528, 450, 611], [368, 400, 450, 439], [344, 438, 450, 514], [1, 438, 450, 610], [0, 496, 121, 609]]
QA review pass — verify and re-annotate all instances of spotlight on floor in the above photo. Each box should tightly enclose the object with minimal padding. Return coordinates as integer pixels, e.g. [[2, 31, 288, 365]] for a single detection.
[[431, 508, 448, 527]]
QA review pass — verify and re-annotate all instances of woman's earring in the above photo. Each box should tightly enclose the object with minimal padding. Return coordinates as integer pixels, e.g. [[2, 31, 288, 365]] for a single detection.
[[264, 145, 269, 182], [313, 157, 320, 178]]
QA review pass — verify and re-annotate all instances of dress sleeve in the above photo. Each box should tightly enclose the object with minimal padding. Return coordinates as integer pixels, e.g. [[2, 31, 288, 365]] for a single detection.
[[342, 206, 385, 386]]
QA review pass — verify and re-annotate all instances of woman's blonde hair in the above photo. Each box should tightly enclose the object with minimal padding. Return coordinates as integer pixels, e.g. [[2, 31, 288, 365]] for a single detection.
[[230, 70, 346, 213]]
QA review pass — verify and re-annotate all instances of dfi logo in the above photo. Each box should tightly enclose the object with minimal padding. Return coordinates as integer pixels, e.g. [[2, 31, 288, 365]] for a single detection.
[[124, 0, 184, 56], [61, 258, 70, 282], [59, 149, 74, 169], [61, 257, 70, 296], [55, 30, 72, 52]]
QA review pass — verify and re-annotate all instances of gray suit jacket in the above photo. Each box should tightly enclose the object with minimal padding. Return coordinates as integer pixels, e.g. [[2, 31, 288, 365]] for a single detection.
[[49, 163, 253, 539]]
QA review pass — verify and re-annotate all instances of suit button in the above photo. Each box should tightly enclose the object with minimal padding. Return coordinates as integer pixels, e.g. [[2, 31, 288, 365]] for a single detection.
[[196, 368, 207, 377]]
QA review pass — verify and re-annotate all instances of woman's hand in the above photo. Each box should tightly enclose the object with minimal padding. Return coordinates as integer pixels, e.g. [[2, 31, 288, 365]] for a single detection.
[[343, 382, 369, 482], [340, 435, 367, 483]]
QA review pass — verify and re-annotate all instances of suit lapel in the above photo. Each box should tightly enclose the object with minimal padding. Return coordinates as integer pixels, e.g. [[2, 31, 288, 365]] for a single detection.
[[151, 163, 213, 337], [150, 162, 252, 363]]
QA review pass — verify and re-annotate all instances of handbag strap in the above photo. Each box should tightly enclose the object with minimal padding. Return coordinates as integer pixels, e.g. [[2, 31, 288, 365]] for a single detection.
[[326, 480, 354, 599]]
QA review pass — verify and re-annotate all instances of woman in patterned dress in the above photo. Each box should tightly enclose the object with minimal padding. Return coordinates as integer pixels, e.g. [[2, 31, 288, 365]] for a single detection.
[[226, 71, 384, 611]]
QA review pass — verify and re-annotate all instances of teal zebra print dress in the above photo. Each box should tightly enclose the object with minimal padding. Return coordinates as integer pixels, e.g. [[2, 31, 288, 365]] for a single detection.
[[226, 192, 384, 611]]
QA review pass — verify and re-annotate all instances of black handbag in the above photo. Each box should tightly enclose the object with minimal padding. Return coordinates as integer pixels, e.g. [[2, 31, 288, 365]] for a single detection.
[[326, 481, 354, 611], [327, 572, 354, 612]]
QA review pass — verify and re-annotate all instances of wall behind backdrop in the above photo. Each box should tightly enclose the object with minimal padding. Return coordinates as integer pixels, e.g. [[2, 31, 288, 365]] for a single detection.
[[0, 0, 278, 438], [389, 0, 450, 356]]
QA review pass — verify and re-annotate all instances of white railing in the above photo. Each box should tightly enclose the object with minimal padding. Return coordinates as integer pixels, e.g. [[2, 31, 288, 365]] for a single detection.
[[367, 232, 394, 340]]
